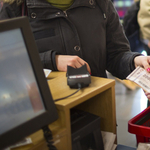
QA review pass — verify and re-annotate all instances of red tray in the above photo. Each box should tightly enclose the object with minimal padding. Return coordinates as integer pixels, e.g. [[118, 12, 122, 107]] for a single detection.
[[128, 106, 150, 144]]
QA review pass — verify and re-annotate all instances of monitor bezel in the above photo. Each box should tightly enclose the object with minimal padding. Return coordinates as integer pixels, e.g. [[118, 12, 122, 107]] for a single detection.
[[0, 16, 58, 149]]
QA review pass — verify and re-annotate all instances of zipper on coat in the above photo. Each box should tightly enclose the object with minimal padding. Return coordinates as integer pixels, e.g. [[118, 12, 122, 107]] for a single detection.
[[63, 11, 68, 17]]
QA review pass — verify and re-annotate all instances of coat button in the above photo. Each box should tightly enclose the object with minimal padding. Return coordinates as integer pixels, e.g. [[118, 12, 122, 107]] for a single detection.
[[56, 12, 61, 16], [89, 0, 94, 5], [31, 12, 36, 19], [74, 46, 81, 51]]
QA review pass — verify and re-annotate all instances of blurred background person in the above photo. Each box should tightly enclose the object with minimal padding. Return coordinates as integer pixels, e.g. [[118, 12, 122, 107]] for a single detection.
[[0, 2, 3, 11], [138, 0, 150, 106], [138, 0, 150, 56], [123, 0, 143, 54]]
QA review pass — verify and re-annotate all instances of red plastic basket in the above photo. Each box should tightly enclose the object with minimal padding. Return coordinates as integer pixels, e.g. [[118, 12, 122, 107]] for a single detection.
[[128, 106, 150, 144]]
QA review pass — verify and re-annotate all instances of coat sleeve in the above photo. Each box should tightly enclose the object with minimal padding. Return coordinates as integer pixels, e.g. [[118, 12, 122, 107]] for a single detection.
[[0, 2, 57, 71], [105, 0, 141, 79], [0, 2, 21, 19]]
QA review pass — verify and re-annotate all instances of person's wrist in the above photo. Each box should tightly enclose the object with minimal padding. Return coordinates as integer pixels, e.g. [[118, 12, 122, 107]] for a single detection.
[[134, 57, 138, 68], [52, 52, 58, 71]]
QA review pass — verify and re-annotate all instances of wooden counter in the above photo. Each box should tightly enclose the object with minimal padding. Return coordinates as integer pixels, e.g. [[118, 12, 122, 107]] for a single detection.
[[12, 71, 116, 150]]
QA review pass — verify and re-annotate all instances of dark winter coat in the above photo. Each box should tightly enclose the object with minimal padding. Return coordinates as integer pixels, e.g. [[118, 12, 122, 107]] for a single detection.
[[0, 0, 141, 78]]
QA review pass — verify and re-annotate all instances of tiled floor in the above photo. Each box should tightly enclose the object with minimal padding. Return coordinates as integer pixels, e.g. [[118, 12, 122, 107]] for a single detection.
[[107, 73, 148, 148]]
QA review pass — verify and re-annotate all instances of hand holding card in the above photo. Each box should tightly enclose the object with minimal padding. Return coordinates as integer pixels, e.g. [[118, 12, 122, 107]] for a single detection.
[[126, 66, 150, 93]]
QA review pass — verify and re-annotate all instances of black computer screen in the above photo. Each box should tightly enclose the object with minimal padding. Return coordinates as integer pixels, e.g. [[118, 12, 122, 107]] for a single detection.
[[0, 17, 58, 149], [0, 28, 46, 134]]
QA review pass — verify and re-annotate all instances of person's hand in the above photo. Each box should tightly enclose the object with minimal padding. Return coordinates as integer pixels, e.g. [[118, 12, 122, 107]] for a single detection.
[[134, 56, 150, 100], [134, 56, 150, 71], [143, 90, 150, 101], [55, 55, 91, 73]]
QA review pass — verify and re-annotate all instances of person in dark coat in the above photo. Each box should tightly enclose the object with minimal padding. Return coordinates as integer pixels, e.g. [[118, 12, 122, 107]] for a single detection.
[[1, 0, 150, 100]]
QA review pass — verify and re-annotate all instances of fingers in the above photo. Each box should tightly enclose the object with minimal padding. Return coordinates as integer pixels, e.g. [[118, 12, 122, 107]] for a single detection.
[[85, 63, 91, 74], [143, 90, 150, 100], [142, 60, 150, 71], [72, 56, 91, 72], [145, 92, 150, 100], [68, 56, 91, 73], [147, 59, 150, 72], [134, 56, 150, 71], [143, 56, 150, 71], [70, 56, 85, 68], [135, 56, 150, 100], [55, 55, 91, 73]]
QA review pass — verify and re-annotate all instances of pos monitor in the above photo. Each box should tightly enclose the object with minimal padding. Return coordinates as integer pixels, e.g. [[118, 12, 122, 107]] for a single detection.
[[0, 17, 58, 149]]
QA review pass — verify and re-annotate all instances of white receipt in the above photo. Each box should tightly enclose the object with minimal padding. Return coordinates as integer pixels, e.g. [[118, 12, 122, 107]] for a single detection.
[[126, 66, 150, 92], [43, 69, 51, 77], [5, 138, 32, 150]]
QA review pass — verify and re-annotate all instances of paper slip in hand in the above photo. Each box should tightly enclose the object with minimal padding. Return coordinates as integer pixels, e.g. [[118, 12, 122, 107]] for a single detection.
[[126, 66, 150, 93]]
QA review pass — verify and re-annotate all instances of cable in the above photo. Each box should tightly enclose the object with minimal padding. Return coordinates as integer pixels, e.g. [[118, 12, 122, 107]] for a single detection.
[[42, 126, 57, 150], [54, 83, 82, 102]]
